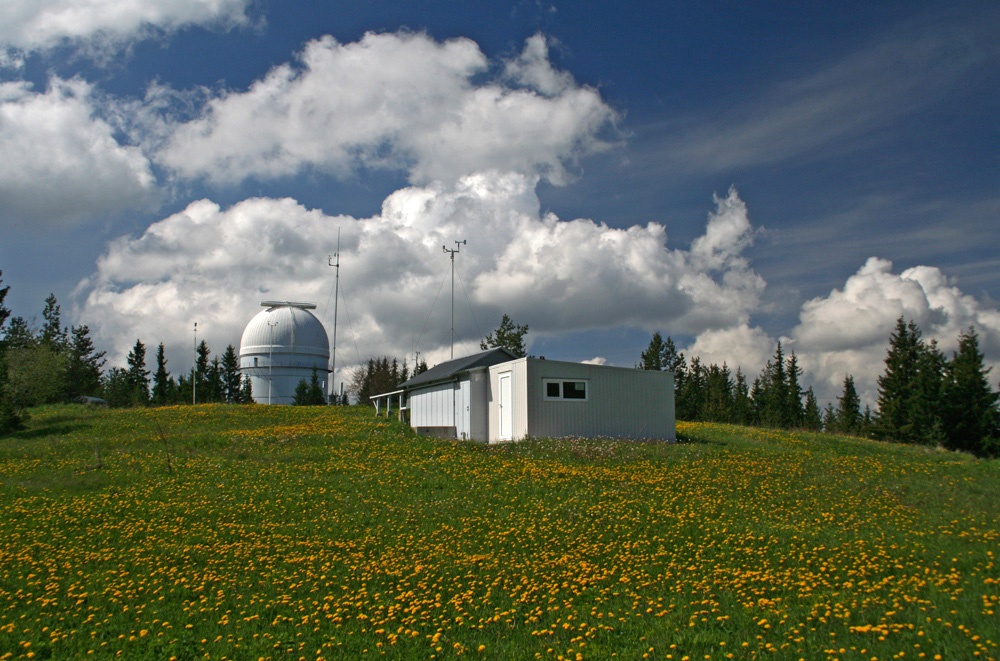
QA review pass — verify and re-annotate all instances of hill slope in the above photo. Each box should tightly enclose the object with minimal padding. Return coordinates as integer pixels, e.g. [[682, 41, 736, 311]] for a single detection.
[[1, 405, 997, 660]]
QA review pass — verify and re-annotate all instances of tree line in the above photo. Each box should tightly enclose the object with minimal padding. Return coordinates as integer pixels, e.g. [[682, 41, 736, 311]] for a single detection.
[[0, 281, 258, 431], [639, 317, 999, 456]]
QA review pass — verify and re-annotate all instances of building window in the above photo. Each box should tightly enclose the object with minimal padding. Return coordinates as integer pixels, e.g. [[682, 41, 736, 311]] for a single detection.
[[543, 379, 588, 401]]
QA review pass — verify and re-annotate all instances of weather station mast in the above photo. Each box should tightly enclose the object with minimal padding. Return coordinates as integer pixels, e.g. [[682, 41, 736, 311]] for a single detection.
[[443, 239, 466, 359], [327, 229, 341, 404]]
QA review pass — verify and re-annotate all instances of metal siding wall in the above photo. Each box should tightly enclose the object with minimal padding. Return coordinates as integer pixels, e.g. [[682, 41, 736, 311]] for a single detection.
[[410, 381, 456, 428], [525, 360, 675, 440]]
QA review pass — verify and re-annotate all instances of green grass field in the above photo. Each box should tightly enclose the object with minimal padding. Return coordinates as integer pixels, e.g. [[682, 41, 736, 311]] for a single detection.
[[1, 405, 997, 661]]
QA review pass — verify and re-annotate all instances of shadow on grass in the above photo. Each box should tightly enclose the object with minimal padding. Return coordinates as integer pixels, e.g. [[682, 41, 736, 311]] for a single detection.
[[12, 421, 96, 440], [676, 431, 728, 446]]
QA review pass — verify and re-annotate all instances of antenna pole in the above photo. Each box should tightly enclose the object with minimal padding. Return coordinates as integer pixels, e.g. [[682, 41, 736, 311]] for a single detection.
[[192, 322, 197, 406], [328, 229, 341, 404], [443, 240, 466, 359]]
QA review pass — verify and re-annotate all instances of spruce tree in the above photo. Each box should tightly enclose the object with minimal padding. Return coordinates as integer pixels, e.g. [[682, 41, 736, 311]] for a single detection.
[[732, 368, 753, 425], [64, 325, 105, 400], [876, 318, 922, 442], [835, 375, 861, 434], [221, 345, 243, 403], [152, 343, 171, 406], [802, 388, 822, 431], [0, 272, 23, 433], [942, 328, 1000, 456], [194, 340, 211, 403], [640, 332, 665, 371], [126, 339, 150, 406], [208, 357, 225, 403], [40, 294, 67, 353], [785, 352, 804, 427]]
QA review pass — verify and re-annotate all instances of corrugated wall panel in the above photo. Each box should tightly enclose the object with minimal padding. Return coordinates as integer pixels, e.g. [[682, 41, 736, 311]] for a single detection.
[[410, 381, 456, 429], [525, 360, 675, 441]]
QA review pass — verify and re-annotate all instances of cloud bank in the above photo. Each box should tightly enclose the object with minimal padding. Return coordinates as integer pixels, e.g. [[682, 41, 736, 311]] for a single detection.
[[0, 0, 253, 55], [0, 78, 155, 226], [158, 31, 617, 186], [76, 179, 764, 386]]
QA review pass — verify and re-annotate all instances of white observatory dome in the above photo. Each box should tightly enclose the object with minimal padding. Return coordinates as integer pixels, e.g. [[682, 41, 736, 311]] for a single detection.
[[239, 301, 330, 404]]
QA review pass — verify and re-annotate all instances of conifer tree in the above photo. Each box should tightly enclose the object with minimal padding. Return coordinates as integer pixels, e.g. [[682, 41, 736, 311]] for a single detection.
[[0, 273, 23, 433], [126, 339, 149, 406], [835, 375, 861, 434], [194, 340, 211, 403], [152, 343, 171, 406], [941, 328, 1000, 456], [732, 368, 753, 425], [240, 375, 254, 404], [208, 357, 225, 403], [480, 314, 529, 357], [40, 294, 67, 353], [640, 332, 665, 371], [64, 325, 105, 400], [876, 317, 922, 441], [785, 352, 804, 427], [802, 388, 822, 430], [221, 345, 243, 403]]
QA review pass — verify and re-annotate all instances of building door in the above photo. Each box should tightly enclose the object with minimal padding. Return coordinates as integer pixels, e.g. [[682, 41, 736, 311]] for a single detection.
[[498, 371, 513, 441]]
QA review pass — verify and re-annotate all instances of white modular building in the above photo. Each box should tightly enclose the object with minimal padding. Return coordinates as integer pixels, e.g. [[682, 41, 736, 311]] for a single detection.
[[239, 301, 330, 405], [396, 349, 675, 442]]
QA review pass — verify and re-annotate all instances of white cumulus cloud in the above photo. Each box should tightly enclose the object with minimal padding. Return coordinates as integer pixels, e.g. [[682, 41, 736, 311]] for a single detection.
[[75, 179, 763, 384], [0, 0, 253, 54], [789, 257, 1000, 403], [158, 31, 617, 186], [0, 78, 155, 226]]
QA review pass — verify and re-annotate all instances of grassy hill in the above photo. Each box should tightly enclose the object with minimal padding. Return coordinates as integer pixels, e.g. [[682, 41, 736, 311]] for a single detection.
[[1, 405, 997, 660]]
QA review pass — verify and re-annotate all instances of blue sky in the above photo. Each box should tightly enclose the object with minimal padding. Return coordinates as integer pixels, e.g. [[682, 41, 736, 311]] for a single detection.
[[1, 0, 999, 403]]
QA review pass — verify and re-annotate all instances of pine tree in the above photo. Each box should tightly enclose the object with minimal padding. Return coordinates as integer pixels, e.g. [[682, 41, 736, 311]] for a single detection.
[[152, 343, 171, 406], [703, 363, 733, 422], [639, 332, 665, 370], [221, 345, 243, 403], [0, 273, 23, 433], [802, 388, 822, 430], [732, 368, 753, 425], [785, 351, 804, 427], [678, 357, 705, 421], [941, 328, 1000, 456], [102, 367, 132, 408], [822, 403, 837, 432], [875, 317, 922, 441], [294, 368, 327, 406], [194, 340, 211, 403], [912, 339, 946, 445], [835, 375, 861, 434], [126, 339, 149, 406], [64, 325, 105, 400], [758, 342, 789, 428], [40, 294, 67, 353], [480, 314, 529, 357], [208, 357, 225, 403], [240, 375, 254, 404]]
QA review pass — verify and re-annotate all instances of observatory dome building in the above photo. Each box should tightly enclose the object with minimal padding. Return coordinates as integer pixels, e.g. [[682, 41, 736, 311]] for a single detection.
[[239, 301, 330, 405]]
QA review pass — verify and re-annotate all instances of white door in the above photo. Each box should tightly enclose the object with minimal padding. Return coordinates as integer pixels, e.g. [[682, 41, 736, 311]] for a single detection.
[[498, 371, 512, 440]]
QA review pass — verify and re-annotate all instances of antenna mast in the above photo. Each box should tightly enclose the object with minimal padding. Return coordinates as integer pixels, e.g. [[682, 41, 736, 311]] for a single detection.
[[192, 322, 197, 405], [327, 229, 341, 404], [443, 240, 466, 359]]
